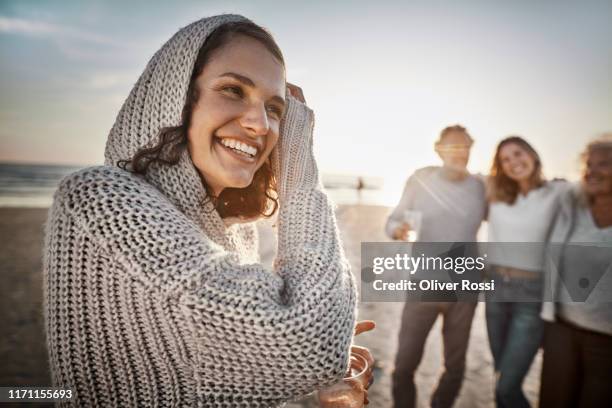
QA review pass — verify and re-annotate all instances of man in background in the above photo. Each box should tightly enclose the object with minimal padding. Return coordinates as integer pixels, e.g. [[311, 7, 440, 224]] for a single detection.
[[386, 125, 486, 408]]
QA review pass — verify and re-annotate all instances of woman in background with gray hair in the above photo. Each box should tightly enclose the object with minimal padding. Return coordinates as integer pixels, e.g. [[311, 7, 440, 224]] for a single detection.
[[539, 134, 612, 407]]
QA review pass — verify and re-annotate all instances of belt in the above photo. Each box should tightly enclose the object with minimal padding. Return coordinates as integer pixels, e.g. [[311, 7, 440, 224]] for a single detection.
[[488, 265, 540, 281]]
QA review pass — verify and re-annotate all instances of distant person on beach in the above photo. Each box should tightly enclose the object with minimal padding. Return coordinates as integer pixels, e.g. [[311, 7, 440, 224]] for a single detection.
[[43, 15, 373, 407], [485, 136, 569, 408], [357, 176, 365, 202], [539, 134, 612, 408], [386, 125, 486, 408]]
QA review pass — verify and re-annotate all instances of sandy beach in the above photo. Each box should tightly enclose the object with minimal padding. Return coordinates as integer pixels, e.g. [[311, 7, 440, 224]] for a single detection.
[[0, 207, 52, 408], [0, 205, 542, 407]]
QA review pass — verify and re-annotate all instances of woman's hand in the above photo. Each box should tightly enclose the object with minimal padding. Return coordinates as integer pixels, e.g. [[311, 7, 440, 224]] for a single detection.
[[353, 321, 375, 405], [352, 321, 375, 370], [286, 82, 306, 103], [318, 320, 376, 408]]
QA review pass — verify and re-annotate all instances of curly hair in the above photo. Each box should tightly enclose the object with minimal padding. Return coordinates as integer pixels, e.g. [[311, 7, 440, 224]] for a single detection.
[[487, 136, 544, 204], [118, 21, 283, 219], [579, 133, 612, 205], [581, 133, 612, 162]]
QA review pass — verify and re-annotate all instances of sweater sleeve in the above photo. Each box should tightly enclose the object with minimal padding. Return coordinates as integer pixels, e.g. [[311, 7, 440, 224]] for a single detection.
[[271, 94, 319, 202], [55, 99, 356, 404]]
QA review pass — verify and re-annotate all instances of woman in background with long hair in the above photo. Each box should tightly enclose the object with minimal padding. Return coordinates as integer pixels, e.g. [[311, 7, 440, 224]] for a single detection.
[[485, 136, 567, 408]]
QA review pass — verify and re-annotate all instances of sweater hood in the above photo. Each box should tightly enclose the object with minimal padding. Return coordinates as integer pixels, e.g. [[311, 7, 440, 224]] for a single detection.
[[103, 14, 249, 229]]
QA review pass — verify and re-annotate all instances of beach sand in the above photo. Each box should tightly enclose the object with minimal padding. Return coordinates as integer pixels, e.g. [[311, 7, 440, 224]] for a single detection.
[[0, 205, 541, 407], [0, 207, 52, 407]]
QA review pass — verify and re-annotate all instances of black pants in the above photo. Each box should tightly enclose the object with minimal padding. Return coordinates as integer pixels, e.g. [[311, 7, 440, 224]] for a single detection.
[[392, 302, 477, 408], [540, 319, 612, 408]]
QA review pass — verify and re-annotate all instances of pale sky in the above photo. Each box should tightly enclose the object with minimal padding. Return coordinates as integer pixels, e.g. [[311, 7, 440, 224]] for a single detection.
[[1, 0, 611, 198]]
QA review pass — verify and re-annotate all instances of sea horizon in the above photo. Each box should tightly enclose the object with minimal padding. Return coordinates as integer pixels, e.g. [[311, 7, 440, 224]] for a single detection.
[[0, 161, 387, 208]]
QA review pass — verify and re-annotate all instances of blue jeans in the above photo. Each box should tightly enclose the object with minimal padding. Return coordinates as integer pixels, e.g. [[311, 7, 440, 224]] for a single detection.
[[485, 270, 544, 408]]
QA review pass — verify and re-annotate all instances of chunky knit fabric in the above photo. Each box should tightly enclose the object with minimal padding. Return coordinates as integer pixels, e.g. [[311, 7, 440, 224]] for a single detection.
[[43, 14, 357, 407]]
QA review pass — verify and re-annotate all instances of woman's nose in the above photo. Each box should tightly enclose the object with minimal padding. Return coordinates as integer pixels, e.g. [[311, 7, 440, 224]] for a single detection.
[[240, 103, 269, 137]]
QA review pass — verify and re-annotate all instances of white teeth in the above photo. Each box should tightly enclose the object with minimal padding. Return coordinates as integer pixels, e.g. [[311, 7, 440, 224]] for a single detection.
[[219, 138, 258, 157]]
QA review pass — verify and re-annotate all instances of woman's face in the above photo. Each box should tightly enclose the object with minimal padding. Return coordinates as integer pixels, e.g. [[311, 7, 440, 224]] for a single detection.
[[583, 148, 612, 197], [188, 35, 286, 196], [499, 142, 537, 183]]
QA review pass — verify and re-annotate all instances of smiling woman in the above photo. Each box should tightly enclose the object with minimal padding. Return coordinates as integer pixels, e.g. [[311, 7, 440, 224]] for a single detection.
[[42, 14, 368, 407], [484, 136, 571, 408], [117, 21, 287, 219], [540, 135, 612, 407]]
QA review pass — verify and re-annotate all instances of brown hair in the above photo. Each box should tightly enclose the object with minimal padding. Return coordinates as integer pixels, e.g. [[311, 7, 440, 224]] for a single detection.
[[487, 136, 544, 204], [117, 21, 283, 219]]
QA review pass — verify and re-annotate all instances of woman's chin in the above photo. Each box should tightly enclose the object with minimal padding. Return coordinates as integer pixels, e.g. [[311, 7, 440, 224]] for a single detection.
[[223, 175, 254, 190], [508, 173, 531, 183], [584, 181, 609, 196]]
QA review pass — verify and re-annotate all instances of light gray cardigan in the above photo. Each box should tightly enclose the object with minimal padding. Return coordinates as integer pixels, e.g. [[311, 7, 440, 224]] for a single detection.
[[43, 14, 356, 407], [541, 183, 612, 335], [541, 184, 580, 321]]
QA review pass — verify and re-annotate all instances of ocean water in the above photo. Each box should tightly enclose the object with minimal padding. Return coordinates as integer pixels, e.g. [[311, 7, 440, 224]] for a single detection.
[[0, 163, 85, 207], [0, 162, 387, 208]]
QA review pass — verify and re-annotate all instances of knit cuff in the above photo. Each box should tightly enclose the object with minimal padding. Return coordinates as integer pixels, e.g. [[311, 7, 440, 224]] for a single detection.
[[271, 96, 320, 203]]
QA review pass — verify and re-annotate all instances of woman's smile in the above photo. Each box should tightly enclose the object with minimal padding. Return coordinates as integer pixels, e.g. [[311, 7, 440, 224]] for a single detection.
[[507, 162, 530, 178], [214, 135, 261, 163]]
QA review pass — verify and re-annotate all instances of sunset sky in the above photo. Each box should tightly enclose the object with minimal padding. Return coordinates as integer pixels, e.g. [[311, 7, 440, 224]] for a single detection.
[[1, 0, 611, 198]]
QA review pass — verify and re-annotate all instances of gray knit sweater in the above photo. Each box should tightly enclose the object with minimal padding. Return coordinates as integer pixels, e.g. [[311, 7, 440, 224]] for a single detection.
[[43, 15, 357, 407]]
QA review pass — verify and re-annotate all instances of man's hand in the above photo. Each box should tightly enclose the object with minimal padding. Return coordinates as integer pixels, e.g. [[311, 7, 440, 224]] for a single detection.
[[393, 223, 412, 241]]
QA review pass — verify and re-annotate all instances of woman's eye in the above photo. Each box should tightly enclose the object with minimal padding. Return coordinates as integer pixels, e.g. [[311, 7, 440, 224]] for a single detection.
[[222, 86, 243, 98], [266, 105, 282, 119]]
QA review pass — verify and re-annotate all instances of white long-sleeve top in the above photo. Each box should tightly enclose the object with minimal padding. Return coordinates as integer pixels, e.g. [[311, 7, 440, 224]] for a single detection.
[[487, 180, 569, 271]]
